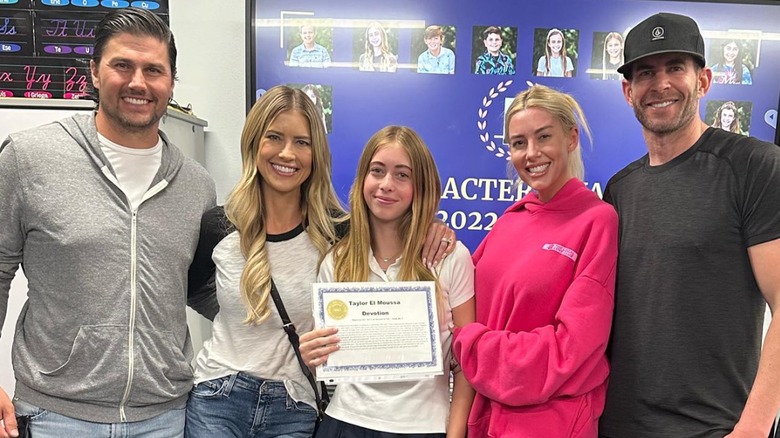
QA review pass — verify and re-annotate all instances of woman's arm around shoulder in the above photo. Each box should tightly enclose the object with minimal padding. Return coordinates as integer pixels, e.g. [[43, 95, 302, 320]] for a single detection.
[[187, 206, 230, 320]]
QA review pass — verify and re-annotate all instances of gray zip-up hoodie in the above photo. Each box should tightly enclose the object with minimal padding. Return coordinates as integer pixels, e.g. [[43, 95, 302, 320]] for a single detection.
[[0, 113, 216, 423]]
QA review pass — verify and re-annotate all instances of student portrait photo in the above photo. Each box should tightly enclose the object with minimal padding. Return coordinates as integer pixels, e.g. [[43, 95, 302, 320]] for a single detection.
[[533, 27, 579, 77], [472, 25, 517, 75], [413, 25, 456, 74], [288, 83, 333, 134], [354, 21, 398, 72], [707, 37, 757, 85], [287, 21, 332, 68], [705, 99, 752, 136], [589, 31, 624, 80]]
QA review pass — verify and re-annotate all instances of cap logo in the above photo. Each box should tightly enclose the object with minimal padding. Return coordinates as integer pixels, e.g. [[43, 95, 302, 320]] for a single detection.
[[652, 26, 665, 40]]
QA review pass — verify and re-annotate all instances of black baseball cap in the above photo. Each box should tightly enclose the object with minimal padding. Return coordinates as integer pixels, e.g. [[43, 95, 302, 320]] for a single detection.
[[618, 12, 706, 75]]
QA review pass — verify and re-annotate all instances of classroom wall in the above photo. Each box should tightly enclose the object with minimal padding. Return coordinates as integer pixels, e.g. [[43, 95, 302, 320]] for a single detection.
[[169, 0, 245, 203]]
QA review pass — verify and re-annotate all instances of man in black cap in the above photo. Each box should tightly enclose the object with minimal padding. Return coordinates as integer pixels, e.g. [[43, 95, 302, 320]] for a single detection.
[[600, 12, 780, 438]]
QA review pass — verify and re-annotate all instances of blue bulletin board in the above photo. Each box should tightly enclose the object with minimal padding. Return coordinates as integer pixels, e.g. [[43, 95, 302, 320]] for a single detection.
[[248, 0, 780, 251]]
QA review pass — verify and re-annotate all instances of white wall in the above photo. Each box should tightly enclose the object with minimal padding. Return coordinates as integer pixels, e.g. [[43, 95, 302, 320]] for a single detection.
[[168, 0, 245, 203]]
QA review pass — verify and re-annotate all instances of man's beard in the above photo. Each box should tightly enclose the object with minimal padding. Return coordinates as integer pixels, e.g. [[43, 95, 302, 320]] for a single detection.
[[633, 88, 698, 135], [100, 98, 165, 133]]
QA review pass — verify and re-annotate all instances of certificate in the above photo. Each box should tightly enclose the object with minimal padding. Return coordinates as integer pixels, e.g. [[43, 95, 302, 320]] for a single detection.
[[312, 281, 442, 383]]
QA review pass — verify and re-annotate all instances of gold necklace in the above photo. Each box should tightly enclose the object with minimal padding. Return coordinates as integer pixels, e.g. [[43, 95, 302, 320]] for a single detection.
[[379, 254, 400, 263]]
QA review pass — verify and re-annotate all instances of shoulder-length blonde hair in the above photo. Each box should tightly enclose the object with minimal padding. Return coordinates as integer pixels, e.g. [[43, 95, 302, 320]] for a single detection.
[[332, 126, 442, 300], [504, 84, 592, 182], [225, 85, 346, 324]]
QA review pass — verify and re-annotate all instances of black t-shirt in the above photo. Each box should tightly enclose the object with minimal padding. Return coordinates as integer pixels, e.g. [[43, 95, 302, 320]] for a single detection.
[[599, 128, 780, 437]]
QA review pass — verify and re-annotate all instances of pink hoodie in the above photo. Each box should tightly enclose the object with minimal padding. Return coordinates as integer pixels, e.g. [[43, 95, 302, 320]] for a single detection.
[[453, 179, 617, 437]]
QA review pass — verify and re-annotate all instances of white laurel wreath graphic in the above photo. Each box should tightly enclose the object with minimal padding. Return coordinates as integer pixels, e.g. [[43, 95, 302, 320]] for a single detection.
[[477, 79, 513, 161]]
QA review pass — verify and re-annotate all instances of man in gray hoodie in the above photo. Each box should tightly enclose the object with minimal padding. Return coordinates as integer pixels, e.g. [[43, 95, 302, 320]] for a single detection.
[[0, 8, 216, 438]]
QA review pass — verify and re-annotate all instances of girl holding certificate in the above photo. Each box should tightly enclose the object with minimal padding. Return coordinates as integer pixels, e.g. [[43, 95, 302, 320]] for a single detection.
[[452, 85, 617, 437], [300, 126, 476, 438]]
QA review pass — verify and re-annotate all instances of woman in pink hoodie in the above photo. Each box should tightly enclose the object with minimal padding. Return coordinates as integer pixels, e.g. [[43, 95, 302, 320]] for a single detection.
[[452, 84, 617, 437]]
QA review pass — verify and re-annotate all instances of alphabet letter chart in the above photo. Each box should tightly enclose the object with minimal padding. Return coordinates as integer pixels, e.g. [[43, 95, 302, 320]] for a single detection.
[[0, 0, 169, 99]]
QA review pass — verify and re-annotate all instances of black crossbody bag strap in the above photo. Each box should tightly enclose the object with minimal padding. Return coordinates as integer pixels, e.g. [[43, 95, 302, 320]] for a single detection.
[[269, 278, 329, 419]]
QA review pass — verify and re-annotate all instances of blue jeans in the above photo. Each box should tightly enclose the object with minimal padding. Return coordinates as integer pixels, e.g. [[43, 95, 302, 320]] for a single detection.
[[315, 414, 445, 438], [13, 398, 185, 438], [185, 373, 317, 438]]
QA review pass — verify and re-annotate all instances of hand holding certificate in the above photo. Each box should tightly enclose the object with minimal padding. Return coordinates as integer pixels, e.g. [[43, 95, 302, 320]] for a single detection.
[[311, 281, 443, 383]]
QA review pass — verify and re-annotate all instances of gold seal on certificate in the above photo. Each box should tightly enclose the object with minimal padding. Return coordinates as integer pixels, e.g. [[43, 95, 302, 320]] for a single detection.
[[326, 299, 348, 320]]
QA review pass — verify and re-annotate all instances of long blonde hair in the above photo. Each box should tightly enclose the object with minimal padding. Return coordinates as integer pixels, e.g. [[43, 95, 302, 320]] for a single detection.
[[504, 84, 592, 182], [361, 22, 396, 72], [602, 32, 624, 79], [332, 126, 442, 301], [225, 85, 346, 324], [542, 28, 569, 76]]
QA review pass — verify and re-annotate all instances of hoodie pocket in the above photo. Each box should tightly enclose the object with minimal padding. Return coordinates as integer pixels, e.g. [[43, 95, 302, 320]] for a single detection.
[[126, 328, 193, 406], [35, 325, 129, 404], [568, 392, 597, 437]]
